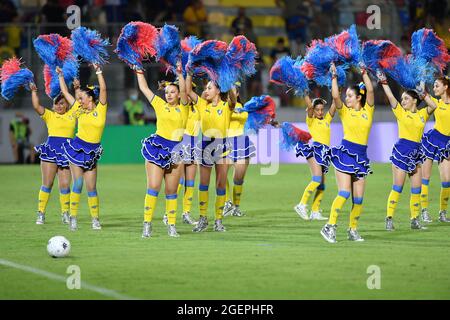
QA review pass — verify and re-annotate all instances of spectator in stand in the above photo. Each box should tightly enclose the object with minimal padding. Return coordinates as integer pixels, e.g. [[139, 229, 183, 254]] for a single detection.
[[270, 37, 291, 64], [0, 28, 14, 64], [231, 7, 253, 36], [123, 89, 145, 126], [40, 0, 67, 35], [281, 0, 312, 56], [182, 0, 207, 37], [154, 0, 179, 23], [0, 0, 18, 24], [5, 15, 22, 56], [9, 113, 36, 164]]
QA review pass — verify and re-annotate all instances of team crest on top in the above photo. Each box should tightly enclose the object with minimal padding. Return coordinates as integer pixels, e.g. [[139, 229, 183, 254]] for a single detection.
[[217, 109, 223, 115], [362, 113, 368, 120], [420, 116, 425, 123], [175, 108, 181, 113], [93, 111, 98, 117]]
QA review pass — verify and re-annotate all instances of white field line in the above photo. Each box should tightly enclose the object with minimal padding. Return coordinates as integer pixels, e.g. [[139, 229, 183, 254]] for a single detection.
[[0, 258, 139, 300]]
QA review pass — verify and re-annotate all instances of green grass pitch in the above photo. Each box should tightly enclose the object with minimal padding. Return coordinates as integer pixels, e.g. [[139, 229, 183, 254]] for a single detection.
[[1, 163, 449, 299]]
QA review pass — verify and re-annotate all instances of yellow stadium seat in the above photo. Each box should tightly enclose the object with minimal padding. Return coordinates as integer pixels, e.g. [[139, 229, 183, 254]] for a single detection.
[[219, 0, 276, 7]]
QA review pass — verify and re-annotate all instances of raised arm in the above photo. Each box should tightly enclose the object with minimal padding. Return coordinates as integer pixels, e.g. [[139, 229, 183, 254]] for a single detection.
[[29, 83, 45, 115], [72, 78, 81, 102], [228, 87, 237, 109], [134, 67, 155, 103], [93, 64, 107, 105], [328, 102, 337, 118], [176, 61, 188, 105], [361, 66, 374, 107], [186, 73, 198, 103], [376, 70, 398, 109], [330, 62, 342, 109], [304, 95, 314, 118], [416, 84, 438, 115], [56, 67, 76, 106]]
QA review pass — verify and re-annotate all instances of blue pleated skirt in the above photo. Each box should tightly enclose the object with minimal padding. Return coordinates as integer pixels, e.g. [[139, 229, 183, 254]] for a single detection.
[[62, 136, 103, 170], [390, 138, 425, 173], [227, 135, 256, 162], [295, 141, 331, 173], [330, 139, 372, 179], [35, 136, 70, 168], [421, 129, 450, 163], [195, 136, 230, 167], [141, 134, 181, 169], [180, 134, 200, 164]]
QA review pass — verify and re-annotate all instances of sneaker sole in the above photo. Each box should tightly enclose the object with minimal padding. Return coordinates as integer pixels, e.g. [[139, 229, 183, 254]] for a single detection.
[[294, 206, 309, 220], [320, 230, 336, 243]]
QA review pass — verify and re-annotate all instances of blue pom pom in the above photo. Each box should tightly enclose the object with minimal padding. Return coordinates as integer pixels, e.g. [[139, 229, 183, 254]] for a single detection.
[[186, 40, 228, 81], [280, 122, 312, 151], [71, 26, 110, 65], [181, 36, 202, 76], [411, 28, 450, 73], [1, 69, 34, 100], [242, 95, 268, 113], [155, 24, 181, 74], [245, 112, 269, 134], [383, 55, 434, 90], [269, 56, 309, 95]]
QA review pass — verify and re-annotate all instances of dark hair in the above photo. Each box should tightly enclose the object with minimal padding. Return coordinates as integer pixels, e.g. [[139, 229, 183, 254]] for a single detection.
[[53, 93, 65, 105], [349, 82, 367, 107], [436, 76, 450, 96], [404, 90, 421, 103], [312, 98, 327, 107], [83, 85, 100, 102]]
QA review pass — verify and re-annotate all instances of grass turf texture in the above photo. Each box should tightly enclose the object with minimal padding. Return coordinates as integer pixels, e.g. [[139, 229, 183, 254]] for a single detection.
[[1, 163, 449, 300]]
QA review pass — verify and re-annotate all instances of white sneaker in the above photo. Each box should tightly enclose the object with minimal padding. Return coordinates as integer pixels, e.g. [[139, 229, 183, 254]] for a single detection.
[[310, 210, 327, 221], [294, 203, 309, 220], [92, 218, 102, 230]]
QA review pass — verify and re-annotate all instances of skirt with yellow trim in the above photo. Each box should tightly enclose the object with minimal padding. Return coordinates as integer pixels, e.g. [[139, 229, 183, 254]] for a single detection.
[[35, 136, 70, 168], [330, 139, 372, 179], [141, 134, 182, 169], [62, 136, 103, 170]]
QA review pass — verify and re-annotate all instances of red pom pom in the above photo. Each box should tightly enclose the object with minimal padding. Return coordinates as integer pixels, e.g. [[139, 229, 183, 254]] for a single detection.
[[0, 57, 21, 81]]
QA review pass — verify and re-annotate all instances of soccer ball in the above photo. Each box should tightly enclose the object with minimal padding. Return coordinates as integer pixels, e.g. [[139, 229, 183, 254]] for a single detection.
[[47, 236, 71, 258]]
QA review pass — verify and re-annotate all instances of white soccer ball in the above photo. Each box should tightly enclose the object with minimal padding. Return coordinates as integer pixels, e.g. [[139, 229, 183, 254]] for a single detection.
[[47, 236, 71, 258]]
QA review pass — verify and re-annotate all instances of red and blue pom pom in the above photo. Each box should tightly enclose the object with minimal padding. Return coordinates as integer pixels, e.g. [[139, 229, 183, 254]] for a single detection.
[[225, 35, 257, 79], [302, 39, 347, 88], [0, 57, 34, 100], [43, 59, 79, 99], [361, 40, 402, 74], [115, 21, 158, 69], [181, 36, 202, 76], [280, 122, 312, 151], [411, 28, 450, 73], [33, 34, 75, 67], [240, 95, 276, 134], [383, 54, 434, 90], [71, 26, 110, 65], [269, 56, 309, 95], [325, 24, 361, 67], [186, 39, 228, 81], [155, 24, 181, 74]]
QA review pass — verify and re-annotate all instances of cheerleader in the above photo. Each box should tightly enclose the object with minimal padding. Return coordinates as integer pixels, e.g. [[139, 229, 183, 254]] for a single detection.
[[31, 81, 78, 225], [163, 83, 200, 227], [136, 62, 189, 238], [320, 62, 375, 243], [186, 73, 237, 232], [377, 71, 437, 230], [223, 83, 256, 217], [58, 64, 107, 231], [420, 76, 450, 223], [294, 95, 336, 221]]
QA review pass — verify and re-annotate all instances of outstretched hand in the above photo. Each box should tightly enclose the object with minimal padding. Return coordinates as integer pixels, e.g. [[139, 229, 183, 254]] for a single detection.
[[29, 82, 37, 92], [376, 69, 387, 84]]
